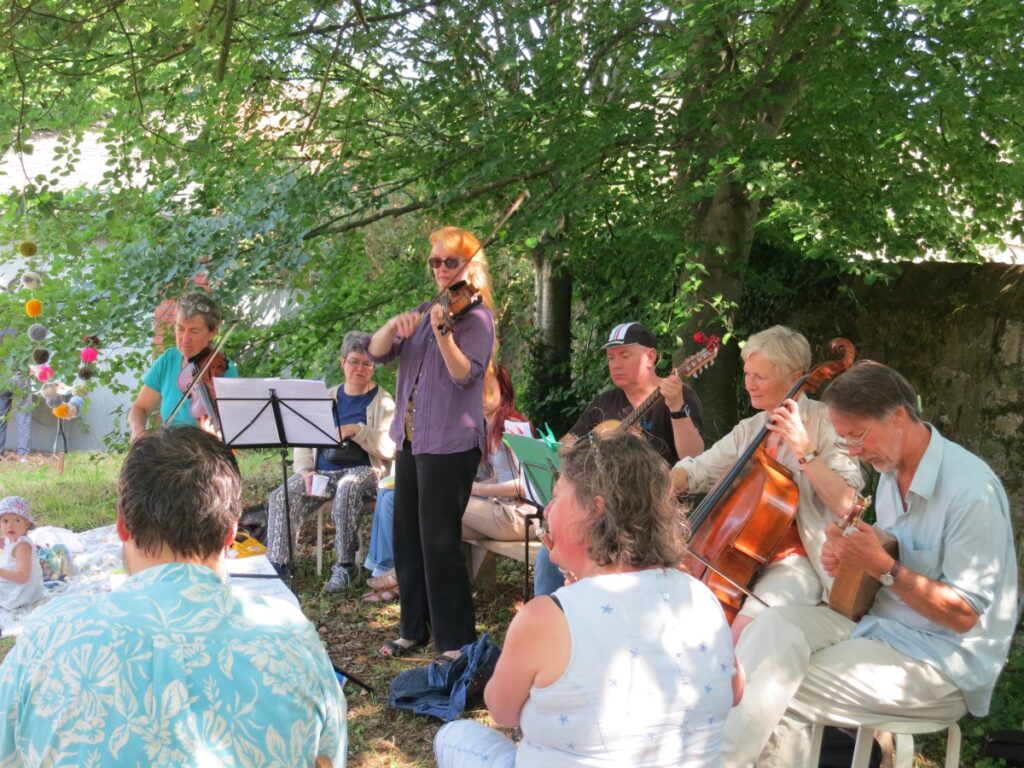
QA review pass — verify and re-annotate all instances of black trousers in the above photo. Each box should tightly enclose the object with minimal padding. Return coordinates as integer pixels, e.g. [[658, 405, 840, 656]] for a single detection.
[[393, 444, 480, 652]]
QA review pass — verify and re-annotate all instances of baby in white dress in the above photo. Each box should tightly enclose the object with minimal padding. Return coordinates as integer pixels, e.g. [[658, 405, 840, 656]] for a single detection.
[[0, 496, 44, 610]]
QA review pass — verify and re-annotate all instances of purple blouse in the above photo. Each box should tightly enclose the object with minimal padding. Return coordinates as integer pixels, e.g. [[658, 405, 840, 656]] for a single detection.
[[365, 301, 494, 455]]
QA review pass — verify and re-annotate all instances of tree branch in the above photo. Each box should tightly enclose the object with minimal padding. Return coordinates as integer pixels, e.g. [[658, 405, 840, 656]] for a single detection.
[[302, 164, 553, 240]]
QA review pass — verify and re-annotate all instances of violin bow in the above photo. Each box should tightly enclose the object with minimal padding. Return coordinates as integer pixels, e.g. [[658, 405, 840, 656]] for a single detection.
[[166, 321, 239, 426]]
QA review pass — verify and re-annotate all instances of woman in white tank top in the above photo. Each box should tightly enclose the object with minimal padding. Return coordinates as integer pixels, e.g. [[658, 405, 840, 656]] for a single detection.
[[436, 431, 744, 768]]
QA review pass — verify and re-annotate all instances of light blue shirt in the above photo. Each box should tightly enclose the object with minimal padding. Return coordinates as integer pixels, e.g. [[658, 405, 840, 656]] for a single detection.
[[852, 426, 1018, 716], [142, 347, 239, 427], [0, 563, 347, 767]]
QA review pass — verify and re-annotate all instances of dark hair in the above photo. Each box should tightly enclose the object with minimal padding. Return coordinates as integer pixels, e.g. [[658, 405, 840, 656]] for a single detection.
[[118, 427, 242, 559], [559, 431, 687, 568], [822, 360, 922, 422], [176, 291, 223, 332], [487, 363, 527, 455]]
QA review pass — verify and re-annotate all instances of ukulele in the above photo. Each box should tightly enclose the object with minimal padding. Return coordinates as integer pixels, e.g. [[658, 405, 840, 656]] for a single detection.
[[828, 494, 899, 621]]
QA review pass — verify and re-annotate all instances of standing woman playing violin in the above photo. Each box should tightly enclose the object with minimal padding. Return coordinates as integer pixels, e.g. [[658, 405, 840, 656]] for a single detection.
[[128, 292, 238, 443], [366, 226, 495, 661]]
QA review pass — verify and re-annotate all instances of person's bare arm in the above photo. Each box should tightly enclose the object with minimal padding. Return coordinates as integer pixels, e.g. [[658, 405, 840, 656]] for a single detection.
[[128, 385, 161, 443]]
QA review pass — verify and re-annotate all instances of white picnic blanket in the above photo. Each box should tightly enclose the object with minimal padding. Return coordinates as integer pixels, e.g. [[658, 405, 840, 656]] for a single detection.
[[0, 525, 300, 638]]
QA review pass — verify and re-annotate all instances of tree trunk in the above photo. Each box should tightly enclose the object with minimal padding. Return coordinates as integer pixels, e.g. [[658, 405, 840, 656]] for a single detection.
[[684, 179, 762, 440], [527, 241, 574, 434]]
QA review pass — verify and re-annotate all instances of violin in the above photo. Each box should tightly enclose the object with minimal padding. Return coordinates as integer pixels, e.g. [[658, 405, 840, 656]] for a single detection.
[[437, 280, 483, 336], [175, 347, 228, 434]]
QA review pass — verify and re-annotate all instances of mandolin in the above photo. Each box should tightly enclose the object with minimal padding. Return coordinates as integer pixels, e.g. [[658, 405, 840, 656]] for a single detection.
[[828, 494, 899, 621], [590, 337, 720, 436]]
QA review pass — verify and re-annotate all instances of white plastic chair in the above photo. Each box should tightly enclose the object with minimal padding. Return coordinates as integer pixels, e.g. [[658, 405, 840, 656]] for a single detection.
[[809, 718, 961, 768]]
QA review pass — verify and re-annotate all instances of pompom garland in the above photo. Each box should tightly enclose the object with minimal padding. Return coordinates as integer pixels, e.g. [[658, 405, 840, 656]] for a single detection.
[[21, 271, 41, 290], [27, 324, 48, 341], [80, 346, 98, 363], [25, 299, 42, 317], [32, 348, 50, 364]]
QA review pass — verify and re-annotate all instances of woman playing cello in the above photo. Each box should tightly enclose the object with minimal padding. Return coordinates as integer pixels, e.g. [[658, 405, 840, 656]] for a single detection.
[[671, 325, 863, 641]]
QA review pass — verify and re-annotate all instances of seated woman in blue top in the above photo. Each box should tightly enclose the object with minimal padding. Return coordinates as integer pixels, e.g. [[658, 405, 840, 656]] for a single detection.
[[265, 331, 396, 591], [435, 431, 744, 768], [127, 291, 238, 442]]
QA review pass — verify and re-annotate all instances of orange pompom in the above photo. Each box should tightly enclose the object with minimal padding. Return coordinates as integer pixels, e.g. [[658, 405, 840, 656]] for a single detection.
[[52, 403, 70, 419], [25, 299, 42, 317]]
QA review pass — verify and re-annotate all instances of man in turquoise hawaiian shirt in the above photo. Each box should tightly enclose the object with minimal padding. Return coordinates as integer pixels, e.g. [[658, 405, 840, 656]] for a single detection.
[[0, 426, 347, 766]]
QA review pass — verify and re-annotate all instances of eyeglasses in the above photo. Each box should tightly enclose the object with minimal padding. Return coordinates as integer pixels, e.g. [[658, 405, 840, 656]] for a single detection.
[[428, 256, 466, 270], [343, 358, 374, 369], [835, 423, 872, 450]]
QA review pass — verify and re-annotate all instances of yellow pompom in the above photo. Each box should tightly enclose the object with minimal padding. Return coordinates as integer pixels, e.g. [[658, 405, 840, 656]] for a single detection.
[[25, 299, 42, 317], [52, 403, 70, 419], [18, 241, 37, 257]]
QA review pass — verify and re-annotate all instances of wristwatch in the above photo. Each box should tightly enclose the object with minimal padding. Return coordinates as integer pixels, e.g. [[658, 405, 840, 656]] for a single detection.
[[797, 450, 819, 466], [879, 560, 901, 587], [669, 404, 691, 420]]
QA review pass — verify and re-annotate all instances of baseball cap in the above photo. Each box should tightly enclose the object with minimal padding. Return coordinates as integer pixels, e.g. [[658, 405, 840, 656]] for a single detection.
[[602, 322, 658, 350], [0, 496, 34, 528]]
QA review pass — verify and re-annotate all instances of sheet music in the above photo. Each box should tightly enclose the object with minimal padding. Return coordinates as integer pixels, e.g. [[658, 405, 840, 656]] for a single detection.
[[213, 377, 340, 448]]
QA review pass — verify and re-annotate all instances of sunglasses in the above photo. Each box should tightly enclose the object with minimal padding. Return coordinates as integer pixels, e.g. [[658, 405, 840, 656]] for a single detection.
[[428, 256, 466, 270]]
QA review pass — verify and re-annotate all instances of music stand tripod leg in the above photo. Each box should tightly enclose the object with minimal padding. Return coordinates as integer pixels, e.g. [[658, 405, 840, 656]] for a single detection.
[[279, 447, 295, 586]]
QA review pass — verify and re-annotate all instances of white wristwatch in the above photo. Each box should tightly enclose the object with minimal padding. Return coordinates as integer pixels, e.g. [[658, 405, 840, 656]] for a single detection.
[[879, 560, 901, 587]]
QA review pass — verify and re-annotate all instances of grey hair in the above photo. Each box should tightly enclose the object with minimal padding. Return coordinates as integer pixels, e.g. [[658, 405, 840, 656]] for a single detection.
[[822, 360, 923, 422], [340, 331, 369, 359], [559, 431, 688, 569], [176, 291, 223, 332], [741, 325, 812, 377]]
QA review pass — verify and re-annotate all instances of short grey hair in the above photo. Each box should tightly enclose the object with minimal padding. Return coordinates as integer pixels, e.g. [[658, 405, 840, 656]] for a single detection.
[[176, 292, 223, 332], [741, 325, 811, 377], [340, 331, 369, 359]]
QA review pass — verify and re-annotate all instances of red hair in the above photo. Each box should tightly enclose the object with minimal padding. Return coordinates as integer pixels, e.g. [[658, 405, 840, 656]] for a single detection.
[[486, 364, 529, 458]]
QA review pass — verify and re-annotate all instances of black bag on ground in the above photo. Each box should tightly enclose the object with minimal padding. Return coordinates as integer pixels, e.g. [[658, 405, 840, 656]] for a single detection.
[[982, 729, 1024, 766]]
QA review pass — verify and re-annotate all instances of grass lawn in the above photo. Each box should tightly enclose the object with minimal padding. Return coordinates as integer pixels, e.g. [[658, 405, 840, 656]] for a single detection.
[[0, 451, 1020, 767]]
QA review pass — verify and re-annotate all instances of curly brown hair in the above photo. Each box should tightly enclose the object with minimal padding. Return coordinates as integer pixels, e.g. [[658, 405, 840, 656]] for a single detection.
[[559, 431, 688, 569]]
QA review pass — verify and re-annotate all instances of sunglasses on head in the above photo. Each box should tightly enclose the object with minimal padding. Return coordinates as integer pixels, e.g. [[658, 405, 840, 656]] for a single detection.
[[428, 256, 466, 270]]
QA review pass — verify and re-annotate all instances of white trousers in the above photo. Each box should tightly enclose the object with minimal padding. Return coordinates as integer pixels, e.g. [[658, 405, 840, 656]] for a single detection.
[[722, 605, 966, 768], [434, 720, 517, 768], [736, 554, 823, 622]]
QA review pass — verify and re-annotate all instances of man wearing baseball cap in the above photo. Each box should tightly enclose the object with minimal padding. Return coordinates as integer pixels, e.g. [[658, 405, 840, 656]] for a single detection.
[[534, 322, 705, 595], [564, 322, 705, 463]]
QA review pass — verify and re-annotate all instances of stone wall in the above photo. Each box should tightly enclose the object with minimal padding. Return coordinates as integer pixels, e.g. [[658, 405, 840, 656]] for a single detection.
[[788, 262, 1024, 529]]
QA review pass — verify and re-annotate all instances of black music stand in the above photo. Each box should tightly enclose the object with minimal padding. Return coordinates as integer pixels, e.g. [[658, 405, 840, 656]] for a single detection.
[[213, 377, 376, 694], [214, 378, 341, 585]]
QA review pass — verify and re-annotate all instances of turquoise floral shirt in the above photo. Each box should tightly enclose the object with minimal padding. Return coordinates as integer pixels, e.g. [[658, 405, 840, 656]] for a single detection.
[[0, 563, 347, 767]]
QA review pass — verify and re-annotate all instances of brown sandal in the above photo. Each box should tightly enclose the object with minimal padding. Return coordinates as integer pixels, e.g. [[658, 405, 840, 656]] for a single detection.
[[368, 569, 398, 592]]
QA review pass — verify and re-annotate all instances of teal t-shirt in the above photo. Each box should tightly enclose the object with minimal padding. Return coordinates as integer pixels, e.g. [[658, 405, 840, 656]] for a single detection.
[[142, 348, 239, 427]]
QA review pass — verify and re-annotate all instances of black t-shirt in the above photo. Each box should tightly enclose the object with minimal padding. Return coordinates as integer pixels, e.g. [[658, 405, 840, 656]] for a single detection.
[[567, 385, 704, 466]]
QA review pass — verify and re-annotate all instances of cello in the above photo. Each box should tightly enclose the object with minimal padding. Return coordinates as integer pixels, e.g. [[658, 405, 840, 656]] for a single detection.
[[683, 337, 856, 622]]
